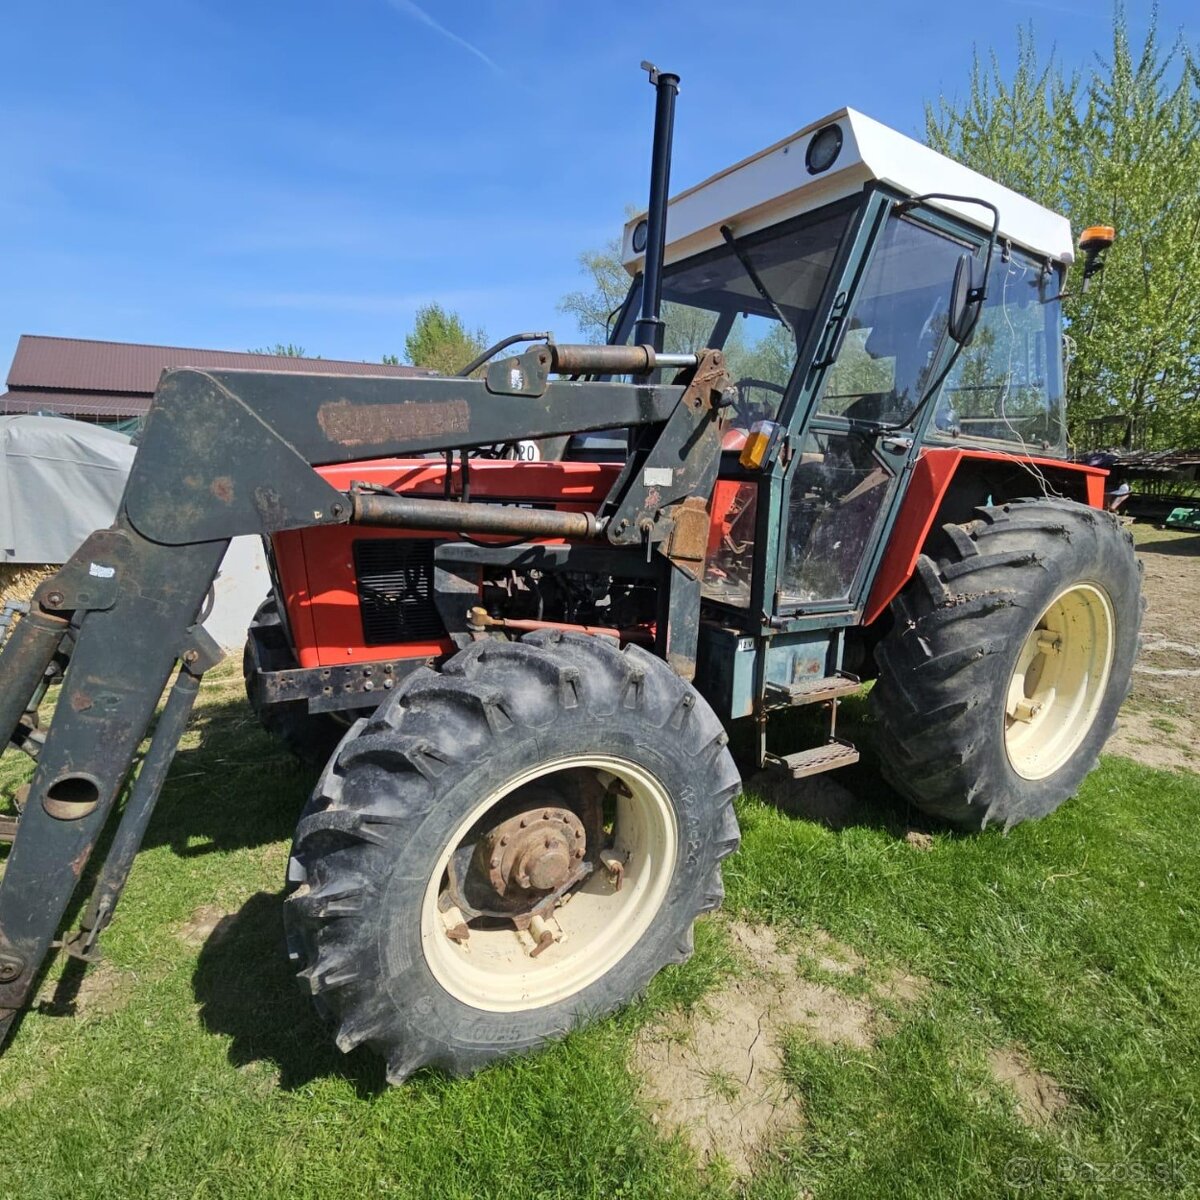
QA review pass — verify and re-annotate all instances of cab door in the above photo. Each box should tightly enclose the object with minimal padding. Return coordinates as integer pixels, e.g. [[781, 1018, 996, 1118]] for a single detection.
[[771, 191, 990, 619]]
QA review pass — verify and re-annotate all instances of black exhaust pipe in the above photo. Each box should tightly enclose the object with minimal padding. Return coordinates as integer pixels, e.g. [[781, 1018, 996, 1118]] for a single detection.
[[632, 62, 680, 355]]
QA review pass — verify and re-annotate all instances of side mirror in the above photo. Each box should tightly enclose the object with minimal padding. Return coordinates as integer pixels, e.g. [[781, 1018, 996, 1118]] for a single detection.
[[948, 252, 984, 345]]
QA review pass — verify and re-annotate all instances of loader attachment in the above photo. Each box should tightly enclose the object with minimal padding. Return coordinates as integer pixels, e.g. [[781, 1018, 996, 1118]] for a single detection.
[[0, 347, 733, 1052]]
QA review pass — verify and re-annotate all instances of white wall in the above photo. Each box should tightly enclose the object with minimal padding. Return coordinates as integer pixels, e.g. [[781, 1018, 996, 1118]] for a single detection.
[[204, 535, 270, 651]]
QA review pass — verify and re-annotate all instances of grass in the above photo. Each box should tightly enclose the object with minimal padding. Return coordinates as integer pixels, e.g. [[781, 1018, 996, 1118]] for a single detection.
[[1, 673, 1198, 1198]]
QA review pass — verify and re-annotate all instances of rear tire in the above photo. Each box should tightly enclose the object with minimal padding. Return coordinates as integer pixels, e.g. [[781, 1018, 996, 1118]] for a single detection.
[[871, 498, 1142, 830], [242, 596, 343, 766], [283, 630, 741, 1082]]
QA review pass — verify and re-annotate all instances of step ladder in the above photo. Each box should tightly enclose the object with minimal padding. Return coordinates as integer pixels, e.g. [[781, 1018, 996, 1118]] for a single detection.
[[764, 672, 861, 708], [764, 738, 860, 778], [762, 670, 862, 779]]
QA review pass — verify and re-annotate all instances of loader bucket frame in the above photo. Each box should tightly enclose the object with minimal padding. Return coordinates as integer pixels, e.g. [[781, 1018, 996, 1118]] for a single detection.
[[0, 348, 734, 1047]]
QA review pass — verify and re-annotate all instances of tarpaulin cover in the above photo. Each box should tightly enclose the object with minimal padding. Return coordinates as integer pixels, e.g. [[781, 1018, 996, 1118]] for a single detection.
[[0, 415, 135, 563]]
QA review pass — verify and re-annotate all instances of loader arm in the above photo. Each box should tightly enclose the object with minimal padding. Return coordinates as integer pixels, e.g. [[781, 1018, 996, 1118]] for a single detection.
[[0, 348, 733, 1050]]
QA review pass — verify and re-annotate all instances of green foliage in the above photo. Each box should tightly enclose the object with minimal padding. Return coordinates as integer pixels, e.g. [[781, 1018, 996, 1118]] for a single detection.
[[402, 303, 488, 376], [247, 343, 313, 358], [558, 236, 631, 344], [927, 12, 1200, 449], [555, 232, 796, 403], [380, 353, 400, 365]]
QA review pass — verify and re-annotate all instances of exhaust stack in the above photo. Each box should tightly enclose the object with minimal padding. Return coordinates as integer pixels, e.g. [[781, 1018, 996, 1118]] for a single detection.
[[632, 62, 680, 355]]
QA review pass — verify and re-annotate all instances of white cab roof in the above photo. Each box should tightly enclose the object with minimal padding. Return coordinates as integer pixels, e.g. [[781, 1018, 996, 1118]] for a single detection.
[[622, 108, 1074, 273]]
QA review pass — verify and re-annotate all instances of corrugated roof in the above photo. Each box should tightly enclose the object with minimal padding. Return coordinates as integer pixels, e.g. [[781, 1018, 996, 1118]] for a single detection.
[[7, 334, 431, 393]]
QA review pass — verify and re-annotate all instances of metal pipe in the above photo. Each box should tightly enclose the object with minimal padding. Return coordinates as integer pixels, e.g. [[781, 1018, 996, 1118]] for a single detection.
[[633, 63, 680, 355], [546, 343, 697, 376], [352, 492, 606, 539], [0, 606, 67, 753], [466, 607, 653, 644]]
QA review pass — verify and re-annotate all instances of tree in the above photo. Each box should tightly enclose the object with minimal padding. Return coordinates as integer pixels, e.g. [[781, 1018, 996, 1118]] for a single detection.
[[556, 232, 735, 356], [248, 343, 313, 357], [402, 303, 488, 376], [926, 12, 1200, 448], [558, 236, 631, 343]]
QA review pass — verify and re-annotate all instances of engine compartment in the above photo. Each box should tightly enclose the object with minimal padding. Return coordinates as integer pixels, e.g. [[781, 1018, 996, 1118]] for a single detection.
[[269, 458, 662, 668]]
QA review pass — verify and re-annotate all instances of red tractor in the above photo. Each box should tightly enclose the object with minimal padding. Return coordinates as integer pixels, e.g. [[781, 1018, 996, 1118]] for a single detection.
[[0, 66, 1139, 1082]]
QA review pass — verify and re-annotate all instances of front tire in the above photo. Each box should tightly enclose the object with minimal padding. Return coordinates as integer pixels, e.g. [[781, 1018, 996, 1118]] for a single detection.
[[283, 630, 741, 1082], [871, 498, 1142, 830]]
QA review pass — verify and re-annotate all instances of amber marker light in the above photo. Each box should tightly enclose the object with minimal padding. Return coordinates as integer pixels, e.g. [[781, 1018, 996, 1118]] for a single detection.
[[1079, 224, 1115, 253]]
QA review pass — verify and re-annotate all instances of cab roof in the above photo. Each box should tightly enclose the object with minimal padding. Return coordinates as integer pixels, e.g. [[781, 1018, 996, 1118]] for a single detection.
[[622, 108, 1074, 273]]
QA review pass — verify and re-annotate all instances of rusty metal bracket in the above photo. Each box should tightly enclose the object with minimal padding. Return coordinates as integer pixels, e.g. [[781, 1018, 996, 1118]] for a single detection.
[[250, 655, 432, 715], [484, 346, 552, 397], [661, 495, 711, 580], [605, 348, 733, 550], [33, 529, 132, 615]]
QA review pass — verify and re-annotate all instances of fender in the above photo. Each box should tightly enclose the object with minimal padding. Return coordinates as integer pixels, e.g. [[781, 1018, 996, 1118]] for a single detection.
[[864, 447, 1108, 626]]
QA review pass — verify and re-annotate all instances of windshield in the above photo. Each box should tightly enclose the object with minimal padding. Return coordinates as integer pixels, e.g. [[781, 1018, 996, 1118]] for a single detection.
[[655, 200, 857, 425]]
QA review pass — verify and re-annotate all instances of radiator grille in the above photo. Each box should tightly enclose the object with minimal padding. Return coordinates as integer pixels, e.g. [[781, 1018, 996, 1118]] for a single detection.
[[352, 538, 445, 645]]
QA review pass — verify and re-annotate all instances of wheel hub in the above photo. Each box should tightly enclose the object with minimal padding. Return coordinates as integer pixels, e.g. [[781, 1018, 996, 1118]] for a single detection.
[[422, 755, 681, 1011], [1004, 582, 1115, 780], [483, 806, 586, 895]]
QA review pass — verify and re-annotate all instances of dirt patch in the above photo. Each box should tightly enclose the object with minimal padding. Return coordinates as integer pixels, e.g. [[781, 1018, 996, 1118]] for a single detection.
[[176, 903, 236, 949], [33, 959, 131, 1018], [904, 830, 934, 851], [1106, 527, 1200, 773], [987, 1046, 1069, 1127], [634, 920, 923, 1178]]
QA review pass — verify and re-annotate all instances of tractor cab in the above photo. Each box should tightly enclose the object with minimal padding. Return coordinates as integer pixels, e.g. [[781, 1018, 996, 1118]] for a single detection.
[[609, 109, 1079, 630]]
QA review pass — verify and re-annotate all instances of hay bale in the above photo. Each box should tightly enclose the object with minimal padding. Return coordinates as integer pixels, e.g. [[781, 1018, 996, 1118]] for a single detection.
[[0, 564, 55, 609]]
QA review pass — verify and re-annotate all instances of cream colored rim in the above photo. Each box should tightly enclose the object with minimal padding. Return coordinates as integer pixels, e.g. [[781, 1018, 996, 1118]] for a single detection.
[[420, 754, 678, 1012], [1004, 582, 1115, 781]]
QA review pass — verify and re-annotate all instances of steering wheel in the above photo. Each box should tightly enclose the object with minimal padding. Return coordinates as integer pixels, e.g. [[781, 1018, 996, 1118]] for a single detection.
[[736, 378, 787, 405]]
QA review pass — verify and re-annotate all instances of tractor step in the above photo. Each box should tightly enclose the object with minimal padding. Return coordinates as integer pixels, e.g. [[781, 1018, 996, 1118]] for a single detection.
[[765, 738, 860, 779], [765, 672, 861, 707]]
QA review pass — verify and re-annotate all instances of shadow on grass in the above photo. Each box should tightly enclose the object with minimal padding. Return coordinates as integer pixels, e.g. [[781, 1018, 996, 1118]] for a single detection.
[[732, 692, 959, 839], [192, 888, 388, 1096], [139, 695, 318, 858]]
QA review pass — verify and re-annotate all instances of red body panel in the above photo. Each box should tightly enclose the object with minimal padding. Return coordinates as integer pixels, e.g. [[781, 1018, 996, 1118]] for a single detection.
[[274, 447, 1107, 666], [863, 448, 1108, 626], [272, 460, 623, 668]]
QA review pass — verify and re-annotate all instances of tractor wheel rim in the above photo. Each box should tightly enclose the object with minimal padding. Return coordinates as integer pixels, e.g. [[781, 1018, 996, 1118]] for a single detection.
[[1004, 582, 1116, 781], [420, 754, 677, 1012]]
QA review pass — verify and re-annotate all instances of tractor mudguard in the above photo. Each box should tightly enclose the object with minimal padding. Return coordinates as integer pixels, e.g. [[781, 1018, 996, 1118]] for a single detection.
[[864, 447, 1108, 625]]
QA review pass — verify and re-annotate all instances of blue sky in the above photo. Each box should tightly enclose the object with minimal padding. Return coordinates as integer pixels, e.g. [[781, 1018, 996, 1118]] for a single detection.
[[1, 0, 1194, 373]]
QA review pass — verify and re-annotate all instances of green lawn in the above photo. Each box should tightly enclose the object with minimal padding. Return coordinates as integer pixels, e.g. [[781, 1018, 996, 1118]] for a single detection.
[[1, 672, 1197, 1198]]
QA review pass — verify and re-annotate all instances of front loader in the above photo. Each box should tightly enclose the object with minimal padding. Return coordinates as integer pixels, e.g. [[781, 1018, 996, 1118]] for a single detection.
[[0, 66, 1140, 1080]]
